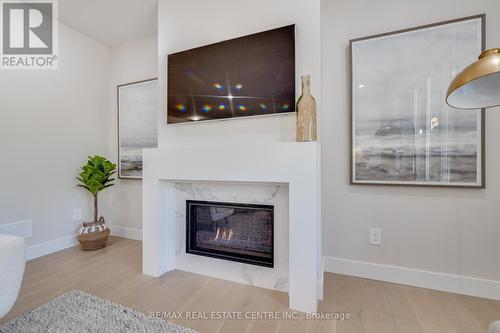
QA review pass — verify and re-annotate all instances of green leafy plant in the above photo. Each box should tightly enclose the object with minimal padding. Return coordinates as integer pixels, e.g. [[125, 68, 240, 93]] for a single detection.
[[76, 156, 117, 223]]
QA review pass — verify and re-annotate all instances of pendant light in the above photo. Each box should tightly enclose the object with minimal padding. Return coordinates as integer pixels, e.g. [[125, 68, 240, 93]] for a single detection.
[[446, 48, 500, 109]]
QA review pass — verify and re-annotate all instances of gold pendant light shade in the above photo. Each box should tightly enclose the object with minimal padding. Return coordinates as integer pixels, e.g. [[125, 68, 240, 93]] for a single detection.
[[446, 48, 500, 109]]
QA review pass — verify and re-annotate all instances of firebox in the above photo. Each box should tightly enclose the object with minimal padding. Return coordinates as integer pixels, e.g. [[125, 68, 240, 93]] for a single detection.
[[186, 200, 274, 268]]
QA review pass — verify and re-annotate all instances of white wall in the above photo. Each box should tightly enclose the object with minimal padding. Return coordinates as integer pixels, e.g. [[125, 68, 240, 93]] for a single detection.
[[0, 23, 110, 247], [105, 35, 158, 234], [157, 0, 321, 147], [322, 0, 500, 283], [5, 0, 497, 298], [0, 30, 157, 253], [156, 0, 322, 294]]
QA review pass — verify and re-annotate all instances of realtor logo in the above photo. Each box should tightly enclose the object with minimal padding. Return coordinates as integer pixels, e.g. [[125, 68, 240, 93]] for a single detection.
[[1, 0, 58, 69]]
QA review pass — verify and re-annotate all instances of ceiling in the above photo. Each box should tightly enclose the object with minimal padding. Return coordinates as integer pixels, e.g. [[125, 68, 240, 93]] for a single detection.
[[59, 0, 157, 46]]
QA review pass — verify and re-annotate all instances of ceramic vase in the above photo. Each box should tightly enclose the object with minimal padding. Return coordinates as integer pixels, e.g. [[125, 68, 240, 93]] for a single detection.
[[296, 75, 317, 142]]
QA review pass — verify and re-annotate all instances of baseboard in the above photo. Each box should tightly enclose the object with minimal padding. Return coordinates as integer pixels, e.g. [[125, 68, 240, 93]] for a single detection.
[[24, 225, 141, 261], [109, 225, 142, 241], [324, 256, 500, 301], [27, 234, 79, 261]]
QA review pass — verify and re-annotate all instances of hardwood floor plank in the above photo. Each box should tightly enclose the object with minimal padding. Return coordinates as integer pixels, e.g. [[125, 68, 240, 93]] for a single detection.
[[383, 284, 424, 333], [2, 237, 499, 333]]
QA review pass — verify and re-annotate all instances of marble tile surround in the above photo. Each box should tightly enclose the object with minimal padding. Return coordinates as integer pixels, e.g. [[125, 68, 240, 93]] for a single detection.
[[174, 182, 289, 291]]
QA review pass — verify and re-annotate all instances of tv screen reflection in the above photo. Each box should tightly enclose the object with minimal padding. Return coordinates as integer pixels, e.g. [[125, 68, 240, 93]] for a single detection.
[[167, 25, 296, 124]]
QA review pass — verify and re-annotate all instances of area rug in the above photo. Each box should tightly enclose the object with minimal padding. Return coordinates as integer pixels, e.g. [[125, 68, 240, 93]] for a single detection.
[[0, 290, 199, 333]]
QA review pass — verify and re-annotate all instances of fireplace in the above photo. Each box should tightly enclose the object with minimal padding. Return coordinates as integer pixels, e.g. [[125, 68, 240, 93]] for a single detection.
[[186, 200, 274, 268]]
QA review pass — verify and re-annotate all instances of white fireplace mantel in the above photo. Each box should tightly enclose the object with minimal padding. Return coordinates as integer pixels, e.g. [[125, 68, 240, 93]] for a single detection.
[[142, 142, 322, 312]]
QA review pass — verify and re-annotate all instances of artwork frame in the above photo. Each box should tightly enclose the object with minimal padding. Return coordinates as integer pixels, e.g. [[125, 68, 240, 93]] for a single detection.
[[350, 15, 486, 188], [117, 78, 159, 179]]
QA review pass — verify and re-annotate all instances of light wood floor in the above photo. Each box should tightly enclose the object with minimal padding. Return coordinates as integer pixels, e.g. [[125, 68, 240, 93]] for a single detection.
[[2, 237, 500, 332]]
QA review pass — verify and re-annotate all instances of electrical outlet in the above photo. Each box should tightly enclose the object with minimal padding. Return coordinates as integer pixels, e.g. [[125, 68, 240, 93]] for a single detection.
[[369, 228, 382, 245], [72, 208, 82, 221]]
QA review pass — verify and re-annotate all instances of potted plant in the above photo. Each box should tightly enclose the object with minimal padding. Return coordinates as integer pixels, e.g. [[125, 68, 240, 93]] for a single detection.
[[76, 155, 116, 250]]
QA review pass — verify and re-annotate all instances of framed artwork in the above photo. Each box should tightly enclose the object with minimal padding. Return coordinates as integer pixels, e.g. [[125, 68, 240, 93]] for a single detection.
[[118, 78, 158, 179], [350, 15, 485, 188]]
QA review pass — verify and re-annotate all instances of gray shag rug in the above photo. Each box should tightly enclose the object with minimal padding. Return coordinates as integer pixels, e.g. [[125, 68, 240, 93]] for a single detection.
[[0, 290, 199, 333]]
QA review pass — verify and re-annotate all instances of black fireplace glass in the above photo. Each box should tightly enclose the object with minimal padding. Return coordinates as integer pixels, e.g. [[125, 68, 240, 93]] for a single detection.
[[186, 200, 274, 268]]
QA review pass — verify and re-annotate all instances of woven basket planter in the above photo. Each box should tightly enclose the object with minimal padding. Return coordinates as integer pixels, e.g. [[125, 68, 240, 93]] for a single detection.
[[78, 217, 110, 251]]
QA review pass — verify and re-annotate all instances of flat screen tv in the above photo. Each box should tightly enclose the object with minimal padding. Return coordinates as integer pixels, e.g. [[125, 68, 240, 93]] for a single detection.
[[167, 25, 296, 124]]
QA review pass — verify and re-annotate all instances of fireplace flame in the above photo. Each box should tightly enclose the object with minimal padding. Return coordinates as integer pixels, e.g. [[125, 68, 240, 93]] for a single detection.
[[214, 227, 234, 242]]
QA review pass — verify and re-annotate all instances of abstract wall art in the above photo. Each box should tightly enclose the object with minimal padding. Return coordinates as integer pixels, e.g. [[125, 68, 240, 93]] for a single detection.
[[118, 78, 158, 179], [350, 15, 485, 187]]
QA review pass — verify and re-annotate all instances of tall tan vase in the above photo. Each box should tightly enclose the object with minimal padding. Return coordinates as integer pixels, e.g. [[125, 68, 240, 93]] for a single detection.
[[296, 75, 317, 142]]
